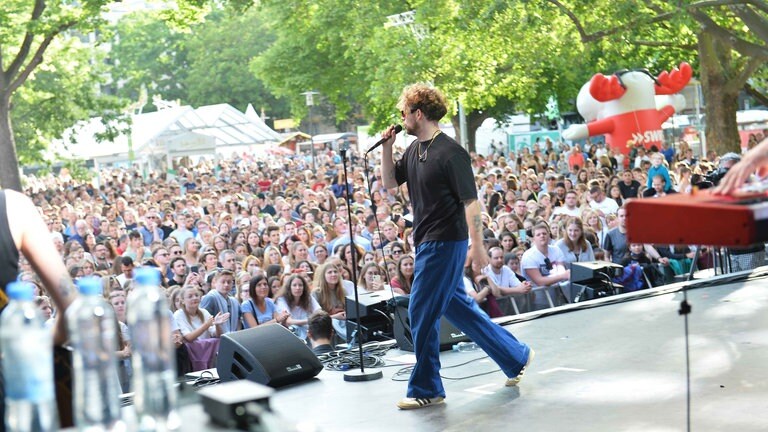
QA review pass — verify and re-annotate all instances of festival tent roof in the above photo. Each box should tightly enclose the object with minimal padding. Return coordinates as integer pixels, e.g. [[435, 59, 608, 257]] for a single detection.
[[244, 103, 285, 142], [136, 103, 283, 157], [53, 103, 283, 164], [312, 132, 357, 144]]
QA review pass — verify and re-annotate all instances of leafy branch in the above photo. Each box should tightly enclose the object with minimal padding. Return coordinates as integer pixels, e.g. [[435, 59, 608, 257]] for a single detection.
[[548, 0, 768, 60], [743, 82, 768, 106], [545, 0, 683, 42], [9, 20, 79, 94]]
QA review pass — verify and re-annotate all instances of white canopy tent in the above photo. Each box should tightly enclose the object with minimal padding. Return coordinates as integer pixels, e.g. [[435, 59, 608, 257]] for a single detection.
[[53, 103, 283, 169]]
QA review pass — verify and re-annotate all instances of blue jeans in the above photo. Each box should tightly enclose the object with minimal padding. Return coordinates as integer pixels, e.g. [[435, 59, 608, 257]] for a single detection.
[[407, 240, 531, 398]]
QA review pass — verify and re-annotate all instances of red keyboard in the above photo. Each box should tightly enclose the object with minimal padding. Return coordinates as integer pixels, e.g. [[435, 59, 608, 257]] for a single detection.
[[625, 189, 768, 247]]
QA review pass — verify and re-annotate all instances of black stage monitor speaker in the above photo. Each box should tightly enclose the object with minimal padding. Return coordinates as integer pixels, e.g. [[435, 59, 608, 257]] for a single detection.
[[345, 291, 393, 320], [217, 325, 323, 388], [392, 305, 471, 352], [571, 261, 624, 283], [345, 291, 397, 344]]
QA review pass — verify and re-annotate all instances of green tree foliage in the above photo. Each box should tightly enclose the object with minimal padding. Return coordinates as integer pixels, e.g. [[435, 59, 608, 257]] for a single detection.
[[12, 37, 124, 165], [0, 0, 113, 190], [109, 8, 291, 120], [253, 0, 765, 155], [184, 9, 290, 118], [253, 0, 596, 149], [0, 0, 255, 191], [253, 0, 388, 126], [109, 10, 190, 110], [420, 1, 593, 140]]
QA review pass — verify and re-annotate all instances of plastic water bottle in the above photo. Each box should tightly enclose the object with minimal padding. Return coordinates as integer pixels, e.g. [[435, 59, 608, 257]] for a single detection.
[[0, 282, 58, 432], [67, 276, 125, 431], [452, 342, 479, 352], [127, 268, 180, 431]]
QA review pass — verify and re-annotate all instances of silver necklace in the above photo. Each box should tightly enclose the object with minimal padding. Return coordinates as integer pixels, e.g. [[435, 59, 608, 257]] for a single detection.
[[418, 130, 441, 162]]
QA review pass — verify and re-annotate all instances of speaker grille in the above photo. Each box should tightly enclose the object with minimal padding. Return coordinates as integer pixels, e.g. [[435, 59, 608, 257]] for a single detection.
[[230, 351, 254, 380]]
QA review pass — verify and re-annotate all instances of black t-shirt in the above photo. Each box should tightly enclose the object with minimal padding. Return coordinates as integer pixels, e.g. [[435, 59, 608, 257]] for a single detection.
[[0, 191, 20, 295], [603, 228, 628, 265], [161, 225, 174, 239], [394, 133, 476, 246], [259, 204, 276, 216], [618, 180, 641, 199], [167, 278, 184, 288], [312, 344, 334, 356]]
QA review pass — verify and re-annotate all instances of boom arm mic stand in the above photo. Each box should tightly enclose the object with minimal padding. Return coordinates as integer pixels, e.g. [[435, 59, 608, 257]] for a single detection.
[[340, 141, 383, 383], [361, 135, 411, 350]]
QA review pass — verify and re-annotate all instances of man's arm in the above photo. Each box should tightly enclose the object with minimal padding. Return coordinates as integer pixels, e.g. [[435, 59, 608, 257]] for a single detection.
[[487, 272, 532, 295], [7, 190, 75, 345], [524, 267, 569, 287], [465, 199, 489, 271]]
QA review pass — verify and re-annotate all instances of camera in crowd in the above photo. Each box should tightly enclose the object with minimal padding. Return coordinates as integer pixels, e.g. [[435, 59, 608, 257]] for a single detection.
[[697, 167, 729, 189], [695, 152, 741, 189]]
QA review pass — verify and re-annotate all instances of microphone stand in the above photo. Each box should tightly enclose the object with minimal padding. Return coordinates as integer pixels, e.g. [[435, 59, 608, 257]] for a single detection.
[[362, 146, 410, 346], [340, 142, 383, 382]]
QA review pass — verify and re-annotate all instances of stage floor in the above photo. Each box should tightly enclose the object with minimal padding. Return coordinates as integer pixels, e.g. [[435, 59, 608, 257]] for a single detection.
[[259, 269, 768, 432]]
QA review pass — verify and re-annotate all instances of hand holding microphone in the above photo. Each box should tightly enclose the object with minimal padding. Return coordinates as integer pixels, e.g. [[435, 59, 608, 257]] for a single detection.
[[366, 124, 403, 154]]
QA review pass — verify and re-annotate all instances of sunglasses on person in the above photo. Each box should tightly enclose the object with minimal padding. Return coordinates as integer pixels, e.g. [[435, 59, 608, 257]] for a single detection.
[[544, 257, 553, 271], [400, 106, 419, 117]]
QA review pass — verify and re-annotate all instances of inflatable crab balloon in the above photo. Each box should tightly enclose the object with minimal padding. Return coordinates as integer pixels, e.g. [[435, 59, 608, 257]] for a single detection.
[[562, 62, 692, 156]]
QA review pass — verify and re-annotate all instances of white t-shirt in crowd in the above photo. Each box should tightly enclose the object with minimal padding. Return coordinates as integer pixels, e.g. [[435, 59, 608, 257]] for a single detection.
[[550, 205, 582, 221], [173, 307, 216, 340], [589, 197, 619, 216], [482, 265, 523, 288], [520, 246, 566, 284]]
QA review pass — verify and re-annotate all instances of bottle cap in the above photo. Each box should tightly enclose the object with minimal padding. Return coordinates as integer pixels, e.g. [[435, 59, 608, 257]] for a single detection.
[[6, 281, 34, 301], [76, 276, 103, 296], [134, 267, 161, 286]]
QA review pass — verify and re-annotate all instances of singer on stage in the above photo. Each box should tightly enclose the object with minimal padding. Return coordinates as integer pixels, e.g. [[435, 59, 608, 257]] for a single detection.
[[378, 83, 534, 410]]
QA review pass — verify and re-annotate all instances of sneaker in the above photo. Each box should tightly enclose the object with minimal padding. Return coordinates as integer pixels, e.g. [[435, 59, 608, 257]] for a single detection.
[[505, 348, 535, 387], [396, 397, 445, 410]]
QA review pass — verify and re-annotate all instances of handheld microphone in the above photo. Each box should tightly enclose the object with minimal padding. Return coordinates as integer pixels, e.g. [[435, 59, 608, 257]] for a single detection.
[[365, 125, 403, 154]]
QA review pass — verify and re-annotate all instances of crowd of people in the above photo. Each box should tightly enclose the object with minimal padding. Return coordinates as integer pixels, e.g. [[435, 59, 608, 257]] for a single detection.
[[15, 129, 767, 386]]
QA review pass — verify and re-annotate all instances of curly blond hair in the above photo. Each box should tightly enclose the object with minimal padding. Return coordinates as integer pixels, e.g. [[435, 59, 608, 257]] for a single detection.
[[397, 83, 448, 121]]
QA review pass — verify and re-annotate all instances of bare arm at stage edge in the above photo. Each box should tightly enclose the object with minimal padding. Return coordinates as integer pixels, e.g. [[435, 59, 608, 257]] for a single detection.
[[466, 199, 489, 273], [6, 189, 75, 345], [379, 125, 400, 189], [714, 137, 768, 195]]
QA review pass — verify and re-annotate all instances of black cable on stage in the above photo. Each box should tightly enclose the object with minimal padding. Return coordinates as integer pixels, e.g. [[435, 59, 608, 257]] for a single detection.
[[391, 354, 499, 382], [318, 340, 397, 371]]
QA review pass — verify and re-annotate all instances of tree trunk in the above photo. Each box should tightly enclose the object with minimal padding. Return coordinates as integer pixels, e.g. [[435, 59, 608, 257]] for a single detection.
[[467, 110, 490, 153], [0, 96, 22, 191], [451, 109, 490, 154], [698, 32, 742, 156]]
